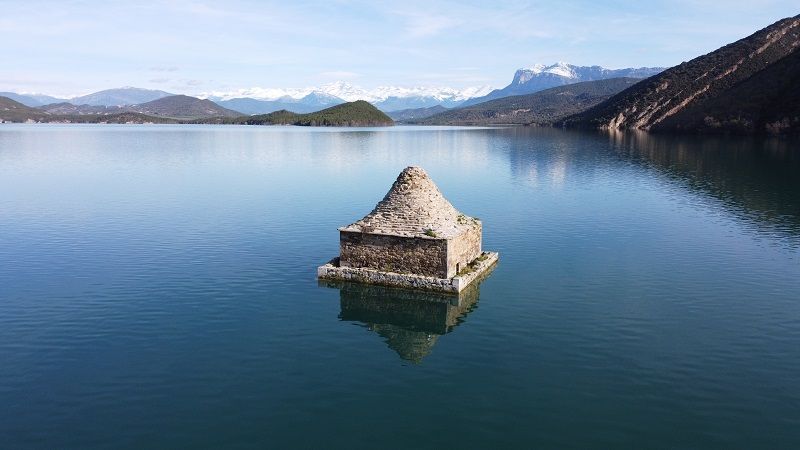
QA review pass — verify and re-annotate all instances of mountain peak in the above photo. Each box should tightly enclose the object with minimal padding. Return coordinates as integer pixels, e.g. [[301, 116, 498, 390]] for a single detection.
[[456, 63, 664, 106], [518, 62, 577, 79], [509, 63, 663, 89]]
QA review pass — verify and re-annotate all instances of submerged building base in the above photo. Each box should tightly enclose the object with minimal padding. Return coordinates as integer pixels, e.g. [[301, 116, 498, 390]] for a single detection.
[[317, 251, 498, 293]]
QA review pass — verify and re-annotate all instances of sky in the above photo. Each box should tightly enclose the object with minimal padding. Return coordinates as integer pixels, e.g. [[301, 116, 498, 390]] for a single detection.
[[0, 0, 798, 97]]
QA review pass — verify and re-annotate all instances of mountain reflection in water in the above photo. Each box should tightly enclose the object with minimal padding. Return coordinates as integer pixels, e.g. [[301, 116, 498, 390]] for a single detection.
[[503, 127, 800, 244], [607, 130, 800, 237]]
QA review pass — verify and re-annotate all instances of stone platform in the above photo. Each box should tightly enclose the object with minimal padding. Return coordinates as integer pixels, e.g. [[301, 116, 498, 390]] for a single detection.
[[317, 251, 498, 293]]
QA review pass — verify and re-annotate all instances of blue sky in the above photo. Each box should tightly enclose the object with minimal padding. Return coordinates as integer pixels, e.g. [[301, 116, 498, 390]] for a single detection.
[[1, 0, 797, 96]]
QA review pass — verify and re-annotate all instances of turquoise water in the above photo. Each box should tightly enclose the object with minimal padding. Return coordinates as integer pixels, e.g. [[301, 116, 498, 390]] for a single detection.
[[0, 125, 798, 448]]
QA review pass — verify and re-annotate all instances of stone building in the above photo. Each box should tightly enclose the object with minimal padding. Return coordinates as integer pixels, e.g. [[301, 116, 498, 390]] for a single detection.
[[318, 166, 498, 293], [339, 166, 482, 278]]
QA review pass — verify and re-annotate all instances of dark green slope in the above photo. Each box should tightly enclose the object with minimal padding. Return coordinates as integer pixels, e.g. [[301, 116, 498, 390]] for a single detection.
[[415, 78, 640, 126], [232, 100, 393, 126]]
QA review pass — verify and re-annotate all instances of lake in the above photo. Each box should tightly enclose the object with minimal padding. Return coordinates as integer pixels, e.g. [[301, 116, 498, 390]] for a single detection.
[[1, 124, 799, 449]]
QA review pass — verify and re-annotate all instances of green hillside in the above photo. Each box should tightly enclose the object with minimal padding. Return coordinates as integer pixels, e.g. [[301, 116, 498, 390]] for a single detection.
[[232, 100, 393, 126]]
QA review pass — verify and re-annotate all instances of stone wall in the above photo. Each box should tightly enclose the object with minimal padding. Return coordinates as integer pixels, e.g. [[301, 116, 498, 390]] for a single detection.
[[318, 252, 497, 294], [445, 222, 482, 278], [339, 230, 448, 278], [318, 258, 461, 292]]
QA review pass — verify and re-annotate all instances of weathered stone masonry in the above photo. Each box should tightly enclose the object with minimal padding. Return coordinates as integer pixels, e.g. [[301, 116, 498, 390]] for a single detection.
[[446, 222, 481, 277], [318, 166, 497, 293], [339, 230, 448, 278]]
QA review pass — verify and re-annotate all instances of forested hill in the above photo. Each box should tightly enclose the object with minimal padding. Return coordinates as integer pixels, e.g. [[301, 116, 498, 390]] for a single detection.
[[226, 100, 393, 126]]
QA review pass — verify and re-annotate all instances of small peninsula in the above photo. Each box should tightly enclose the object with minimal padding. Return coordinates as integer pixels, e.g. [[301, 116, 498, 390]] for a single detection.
[[219, 100, 393, 126]]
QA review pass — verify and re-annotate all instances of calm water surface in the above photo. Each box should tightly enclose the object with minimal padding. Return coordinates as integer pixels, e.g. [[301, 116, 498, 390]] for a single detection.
[[1, 125, 799, 448]]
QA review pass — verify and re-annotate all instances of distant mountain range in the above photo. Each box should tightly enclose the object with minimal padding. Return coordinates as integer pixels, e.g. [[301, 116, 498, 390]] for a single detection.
[[4, 14, 799, 133], [0, 94, 390, 126], [0, 94, 242, 123], [70, 87, 173, 106], [1, 64, 661, 115], [213, 92, 345, 115], [414, 78, 641, 125], [0, 92, 66, 107], [461, 63, 664, 106], [203, 71, 663, 112], [206, 81, 493, 112], [563, 14, 800, 134], [30, 95, 240, 120], [3, 87, 172, 107]]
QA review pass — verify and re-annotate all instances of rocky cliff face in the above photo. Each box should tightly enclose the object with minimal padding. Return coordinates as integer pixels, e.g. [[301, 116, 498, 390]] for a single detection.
[[464, 63, 663, 105], [563, 15, 800, 133]]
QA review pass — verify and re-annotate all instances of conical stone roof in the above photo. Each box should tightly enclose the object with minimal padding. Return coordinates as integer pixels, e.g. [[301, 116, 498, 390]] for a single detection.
[[340, 166, 479, 239]]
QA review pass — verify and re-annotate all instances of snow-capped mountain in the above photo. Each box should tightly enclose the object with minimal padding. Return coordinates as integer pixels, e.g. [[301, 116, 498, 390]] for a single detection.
[[517, 62, 578, 80], [511, 62, 663, 86], [202, 82, 493, 112], [463, 63, 664, 105], [318, 81, 493, 104]]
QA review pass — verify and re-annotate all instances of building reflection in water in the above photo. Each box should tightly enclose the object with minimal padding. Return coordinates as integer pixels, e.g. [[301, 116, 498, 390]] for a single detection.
[[321, 265, 495, 364]]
